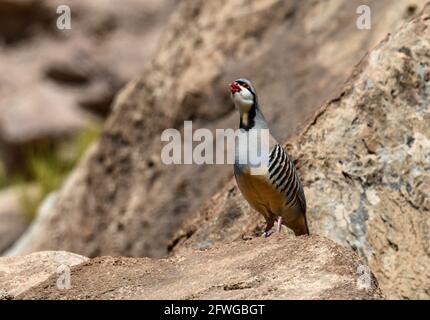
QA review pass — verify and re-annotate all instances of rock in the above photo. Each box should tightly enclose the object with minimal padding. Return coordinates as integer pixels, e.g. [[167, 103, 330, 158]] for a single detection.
[[16, 236, 382, 300], [171, 4, 430, 299], [5, 191, 58, 256], [8, 0, 427, 259], [0, 250, 88, 299], [0, 91, 88, 143], [0, 185, 40, 253]]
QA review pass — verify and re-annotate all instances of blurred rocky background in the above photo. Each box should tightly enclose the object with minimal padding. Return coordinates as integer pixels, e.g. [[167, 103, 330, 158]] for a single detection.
[[0, 0, 176, 252], [0, 0, 429, 300]]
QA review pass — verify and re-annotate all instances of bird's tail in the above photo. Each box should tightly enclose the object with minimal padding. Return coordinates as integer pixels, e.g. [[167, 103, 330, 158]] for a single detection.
[[303, 213, 310, 235], [290, 214, 310, 236]]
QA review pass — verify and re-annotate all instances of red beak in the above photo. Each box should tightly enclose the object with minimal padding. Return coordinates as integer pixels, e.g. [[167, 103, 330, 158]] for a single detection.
[[229, 81, 241, 94]]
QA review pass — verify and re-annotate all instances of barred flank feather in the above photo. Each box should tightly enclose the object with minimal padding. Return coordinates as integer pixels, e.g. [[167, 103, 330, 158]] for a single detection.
[[268, 144, 306, 212]]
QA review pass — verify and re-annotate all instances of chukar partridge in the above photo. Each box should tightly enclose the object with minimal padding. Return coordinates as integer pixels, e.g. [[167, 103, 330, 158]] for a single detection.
[[229, 78, 309, 236]]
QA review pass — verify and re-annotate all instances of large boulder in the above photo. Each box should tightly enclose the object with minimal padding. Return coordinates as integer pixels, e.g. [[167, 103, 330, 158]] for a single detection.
[[16, 236, 382, 300], [171, 4, 430, 299], [0, 250, 88, 299], [7, 0, 426, 258]]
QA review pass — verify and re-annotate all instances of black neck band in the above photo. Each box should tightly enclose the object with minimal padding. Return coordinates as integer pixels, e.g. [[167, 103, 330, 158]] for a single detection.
[[240, 103, 257, 131]]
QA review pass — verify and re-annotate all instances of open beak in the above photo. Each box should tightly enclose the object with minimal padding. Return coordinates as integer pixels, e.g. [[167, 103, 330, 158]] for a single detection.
[[229, 82, 241, 94]]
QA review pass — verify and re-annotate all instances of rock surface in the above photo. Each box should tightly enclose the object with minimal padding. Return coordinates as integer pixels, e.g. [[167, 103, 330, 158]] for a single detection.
[[16, 236, 382, 300], [0, 250, 88, 299], [0, 188, 27, 253], [4, 192, 58, 256], [171, 4, 430, 299], [0, 186, 40, 253], [8, 0, 427, 259]]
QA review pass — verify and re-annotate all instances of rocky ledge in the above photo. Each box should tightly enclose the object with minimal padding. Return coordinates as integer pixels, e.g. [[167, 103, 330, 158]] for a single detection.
[[2, 236, 382, 300]]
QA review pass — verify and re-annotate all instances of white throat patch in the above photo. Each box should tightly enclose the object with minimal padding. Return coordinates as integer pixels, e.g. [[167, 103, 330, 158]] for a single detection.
[[232, 86, 254, 114]]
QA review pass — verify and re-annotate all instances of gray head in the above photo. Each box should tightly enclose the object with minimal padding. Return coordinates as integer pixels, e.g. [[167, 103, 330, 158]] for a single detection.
[[229, 78, 257, 113], [229, 78, 267, 130]]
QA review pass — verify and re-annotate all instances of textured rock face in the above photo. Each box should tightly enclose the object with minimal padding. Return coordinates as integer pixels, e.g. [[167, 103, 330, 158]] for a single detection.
[[16, 236, 382, 300], [0, 251, 88, 299], [8, 0, 427, 259], [172, 5, 430, 299]]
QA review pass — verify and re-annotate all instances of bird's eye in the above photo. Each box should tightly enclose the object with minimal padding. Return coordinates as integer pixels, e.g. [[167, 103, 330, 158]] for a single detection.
[[242, 83, 248, 88]]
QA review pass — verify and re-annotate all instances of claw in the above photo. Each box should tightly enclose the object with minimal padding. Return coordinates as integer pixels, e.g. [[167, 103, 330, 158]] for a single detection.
[[262, 230, 274, 237]]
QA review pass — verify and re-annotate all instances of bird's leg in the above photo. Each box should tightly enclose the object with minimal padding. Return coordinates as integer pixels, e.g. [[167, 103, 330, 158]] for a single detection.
[[262, 216, 275, 237], [276, 216, 283, 233]]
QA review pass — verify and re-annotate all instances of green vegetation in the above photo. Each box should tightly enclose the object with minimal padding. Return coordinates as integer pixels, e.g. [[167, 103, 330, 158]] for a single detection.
[[3, 125, 101, 222], [0, 162, 8, 189]]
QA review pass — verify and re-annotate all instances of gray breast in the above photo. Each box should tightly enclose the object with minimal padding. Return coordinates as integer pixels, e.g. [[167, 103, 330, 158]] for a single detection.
[[234, 128, 271, 175]]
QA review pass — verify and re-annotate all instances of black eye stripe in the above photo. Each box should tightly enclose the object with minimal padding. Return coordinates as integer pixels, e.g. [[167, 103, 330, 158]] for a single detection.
[[234, 80, 254, 94]]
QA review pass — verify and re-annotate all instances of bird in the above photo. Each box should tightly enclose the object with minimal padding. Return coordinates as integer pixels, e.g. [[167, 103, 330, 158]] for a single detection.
[[229, 78, 309, 237]]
